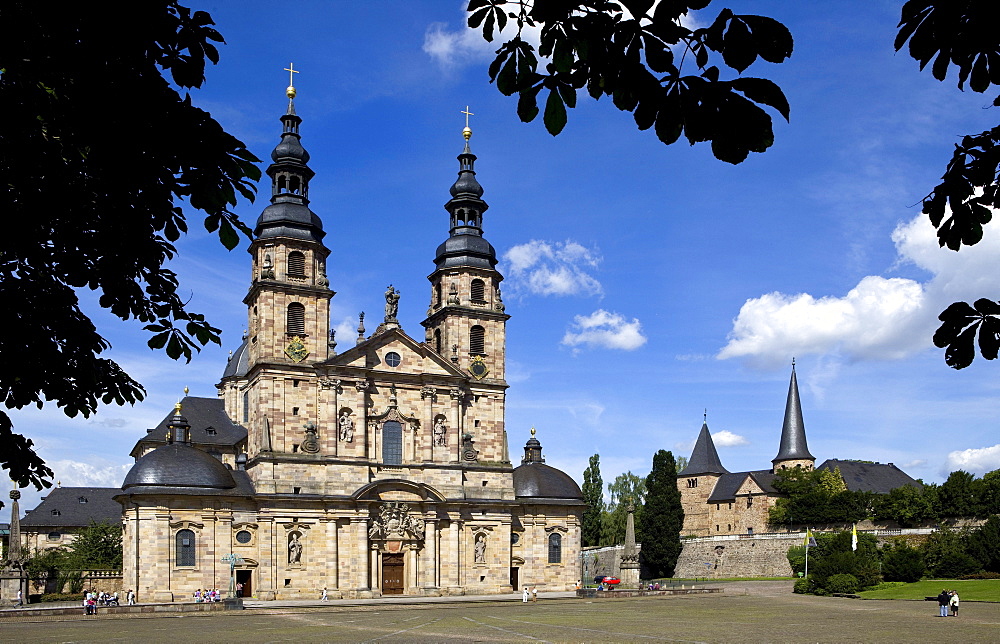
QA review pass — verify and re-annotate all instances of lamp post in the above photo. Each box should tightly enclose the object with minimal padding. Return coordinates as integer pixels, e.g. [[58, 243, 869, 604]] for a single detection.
[[221, 553, 244, 598]]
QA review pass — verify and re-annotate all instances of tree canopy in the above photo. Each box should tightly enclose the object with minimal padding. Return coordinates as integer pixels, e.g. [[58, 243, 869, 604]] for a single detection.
[[638, 450, 683, 578], [582, 453, 605, 547], [0, 1, 258, 503]]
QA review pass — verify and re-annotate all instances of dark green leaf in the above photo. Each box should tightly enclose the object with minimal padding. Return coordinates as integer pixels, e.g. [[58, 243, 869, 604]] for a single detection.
[[731, 77, 790, 120], [543, 89, 567, 135]]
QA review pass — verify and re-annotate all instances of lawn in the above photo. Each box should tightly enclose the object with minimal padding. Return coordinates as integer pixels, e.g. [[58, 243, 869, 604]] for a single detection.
[[858, 579, 1000, 601]]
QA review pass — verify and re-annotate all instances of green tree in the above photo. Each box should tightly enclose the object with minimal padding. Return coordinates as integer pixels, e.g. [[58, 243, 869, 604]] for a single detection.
[[965, 515, 1000, 573], [807, 530, 881, 594], [876, 484, 935, 527], [0, 1, 259, 504], [600, 471, 645, 546], [978, 470, 1000, 516], [64, 521, 123, 570], [469, 0, 792, 164], [936, 470, 979, 519], [638, 450, 684, 578], [674, 456, 688, 474], [582, 453, 605, 547], [921, 525, 979, 578], [881, 540, 925, 583]]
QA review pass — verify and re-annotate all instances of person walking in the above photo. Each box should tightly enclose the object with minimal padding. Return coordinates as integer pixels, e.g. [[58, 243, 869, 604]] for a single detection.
[[321, 587, 329, 601], [937, 589, 950, 617], [127, 589, 135, 605], [531, 586, 537, 602], [522, 587, 529, 603], [950, 590, 960, 617], [16, 588, 23, 607]]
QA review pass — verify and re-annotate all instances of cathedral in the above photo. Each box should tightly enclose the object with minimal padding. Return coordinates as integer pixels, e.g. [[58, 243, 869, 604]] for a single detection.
[[677, 363, 922, 537], [115, 82, 583, 601]]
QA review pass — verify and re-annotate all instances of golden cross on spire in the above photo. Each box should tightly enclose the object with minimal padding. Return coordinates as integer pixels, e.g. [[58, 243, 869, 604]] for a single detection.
[[461, 105, 474, 140], [285, 63, 300, 99]]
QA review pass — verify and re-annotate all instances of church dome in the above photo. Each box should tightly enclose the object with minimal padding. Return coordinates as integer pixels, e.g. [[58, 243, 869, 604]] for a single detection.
[[122, 443, 237, 491], [255, 202, 325, 242], [271, 132, 310, 164], [513, 462, 584, 500], [434, 234, 497, 269]]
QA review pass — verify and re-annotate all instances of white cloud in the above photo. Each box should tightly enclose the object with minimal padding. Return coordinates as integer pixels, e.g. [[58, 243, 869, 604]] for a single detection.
[[719, 213, 1000, 367], [562, 309, 647, 351], [423, 6, 542, 69], [502, 240, 603, 297], [713, 430, 749, 447], [944, 444, 1000, 476], [50, 459, 131, 488]]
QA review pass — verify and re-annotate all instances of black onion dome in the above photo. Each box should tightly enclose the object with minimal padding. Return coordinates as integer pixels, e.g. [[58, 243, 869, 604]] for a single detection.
[[513, 462, 584, 500], [222, 338, 250, 379], [434, 234, 497, 269], [122, 443, 236, 491], [254, 202, 325, 242], [271, 131, 310, 163], [449, 144, 484, 197]]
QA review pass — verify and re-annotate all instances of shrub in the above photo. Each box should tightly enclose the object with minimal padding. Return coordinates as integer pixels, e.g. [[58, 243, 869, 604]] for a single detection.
[[959, 571, 1000, 580], [882, 543, 925, 583], [39, 593, 84, 603], [793, 578, 811, 594], [933, 551, 981, 579], [825, 573, 860, 594]]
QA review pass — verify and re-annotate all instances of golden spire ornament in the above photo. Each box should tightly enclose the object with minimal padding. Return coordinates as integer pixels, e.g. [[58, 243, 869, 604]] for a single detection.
[[284, 63, 299, 99], [461, 105, 474, 140]]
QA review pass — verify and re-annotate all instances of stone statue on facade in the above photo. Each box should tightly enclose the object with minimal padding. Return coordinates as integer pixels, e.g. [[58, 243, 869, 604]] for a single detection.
[[338, 411, 355, 443], [261, 253, 275, 279], [300, 422, 319, 453], [288, 533, 303, 564], [474, 533, 486, 563], [433, 418, 447, 446], [384, 284, 400, 321]]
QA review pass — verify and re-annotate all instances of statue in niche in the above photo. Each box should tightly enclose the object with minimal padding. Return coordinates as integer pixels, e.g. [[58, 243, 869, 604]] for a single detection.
[[338, 411, 355, 443], [384, 284, 400, 321], [288, 532, 303, 564], [433, 418, 447, 446], [261, 253, 275, 279], [474, 533, 486, 563]]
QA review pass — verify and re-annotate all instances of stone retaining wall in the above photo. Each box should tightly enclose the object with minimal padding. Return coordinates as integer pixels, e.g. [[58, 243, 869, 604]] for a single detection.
[[675, 537, 795, 578]]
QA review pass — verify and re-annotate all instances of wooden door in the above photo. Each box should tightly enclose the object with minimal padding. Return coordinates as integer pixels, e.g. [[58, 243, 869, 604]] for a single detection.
[[382, 553, 404, 595]]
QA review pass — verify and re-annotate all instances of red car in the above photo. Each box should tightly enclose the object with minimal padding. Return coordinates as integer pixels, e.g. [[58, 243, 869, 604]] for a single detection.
[[601, 576, 621, 585]]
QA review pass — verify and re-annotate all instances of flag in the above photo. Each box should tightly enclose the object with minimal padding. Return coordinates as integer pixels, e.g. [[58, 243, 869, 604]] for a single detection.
[[851, 524, 858, 551], [804, 528, 817, 547]]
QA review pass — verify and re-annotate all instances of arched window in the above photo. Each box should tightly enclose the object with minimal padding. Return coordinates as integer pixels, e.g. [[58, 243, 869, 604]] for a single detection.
[[470, 325, 485, 355], [176, 529, 196, 567], [382, 421, 402, 465], [470, 279, 486, 302], [287, 303, 305, 335], [547, 533, 562, 564], [287, 251, 306, 276], [434, 329, 442, 354]]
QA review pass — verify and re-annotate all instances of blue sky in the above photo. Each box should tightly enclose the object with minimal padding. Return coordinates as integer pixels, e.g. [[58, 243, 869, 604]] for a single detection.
[[10, 1, 1000, 513]]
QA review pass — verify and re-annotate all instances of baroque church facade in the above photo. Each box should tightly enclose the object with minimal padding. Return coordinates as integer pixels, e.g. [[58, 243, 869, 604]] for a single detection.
[[115, 84, 583, 601], [677, 364, 922, 537]]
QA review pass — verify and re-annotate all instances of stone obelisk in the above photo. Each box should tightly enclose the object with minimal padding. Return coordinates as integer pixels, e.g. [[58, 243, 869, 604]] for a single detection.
[[1, 489, 27, 606], [620, 501, 640, 587]]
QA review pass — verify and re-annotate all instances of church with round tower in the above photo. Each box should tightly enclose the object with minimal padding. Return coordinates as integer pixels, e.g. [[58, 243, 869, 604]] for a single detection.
[[116, 81, 583, 601]]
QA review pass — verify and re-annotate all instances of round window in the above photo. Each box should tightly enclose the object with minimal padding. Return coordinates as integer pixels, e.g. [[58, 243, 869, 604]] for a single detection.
[[385, 351, 401, 367], [47, 532, 61, 541], [235, 530, 252, 544], [511, 532, 520, 545]]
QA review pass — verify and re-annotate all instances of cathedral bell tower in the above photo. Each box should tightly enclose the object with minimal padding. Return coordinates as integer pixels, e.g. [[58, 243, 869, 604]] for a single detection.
[[421, 117, 509, 383], [244, 71, 332, 370]]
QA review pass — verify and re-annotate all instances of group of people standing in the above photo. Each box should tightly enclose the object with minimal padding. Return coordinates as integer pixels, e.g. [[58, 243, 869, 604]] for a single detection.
[[193, 588, 222, 603], [936, 589, 960, 617], [521, 586, 537, 602], [82, 589, 125, 614]]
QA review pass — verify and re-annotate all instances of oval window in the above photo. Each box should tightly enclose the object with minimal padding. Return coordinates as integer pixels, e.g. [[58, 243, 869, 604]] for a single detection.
[[236, 530, 252, 544]]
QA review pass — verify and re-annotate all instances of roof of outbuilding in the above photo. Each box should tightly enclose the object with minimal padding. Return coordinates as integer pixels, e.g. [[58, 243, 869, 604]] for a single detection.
[[133, 397, 246, 455], [20, 487, 121, 528], [707, 470, 779, 502], [818, 459, 923, 494]]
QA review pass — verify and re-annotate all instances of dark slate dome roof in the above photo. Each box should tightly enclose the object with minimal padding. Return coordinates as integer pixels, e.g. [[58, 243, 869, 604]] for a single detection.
[[271, 133, 310, 163], [122, 443, 236, 492], [222, 338, 250, 379], [254, 202, 325, 242], [434, 234, 497, 269], [513, 463, 584, 500]]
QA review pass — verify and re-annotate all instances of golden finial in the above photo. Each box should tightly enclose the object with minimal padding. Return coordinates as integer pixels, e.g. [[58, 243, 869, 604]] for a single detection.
[[461, 105, 474, 140], [284, 63, 299, 99], [184, 386, 189, 396], [57, 480, 61, 488], [530, 426, 536, 437]]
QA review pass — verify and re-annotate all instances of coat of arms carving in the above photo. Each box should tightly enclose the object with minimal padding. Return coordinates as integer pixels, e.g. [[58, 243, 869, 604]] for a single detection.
[[368, 502, 425, 541], [285, 336, 309, 362]]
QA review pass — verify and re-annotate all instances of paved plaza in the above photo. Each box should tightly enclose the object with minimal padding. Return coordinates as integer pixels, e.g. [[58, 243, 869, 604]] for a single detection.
[[3, 584, 998, 643]]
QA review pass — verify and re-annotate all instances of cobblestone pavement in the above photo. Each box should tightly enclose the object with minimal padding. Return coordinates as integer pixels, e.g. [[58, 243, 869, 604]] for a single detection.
[[2, 582, 999, 643]]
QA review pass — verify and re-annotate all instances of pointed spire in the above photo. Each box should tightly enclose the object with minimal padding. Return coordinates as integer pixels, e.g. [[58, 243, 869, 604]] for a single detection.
[[254, 67, 325, 243], [772, 360, 814, 464], [679, 420, 728, 476], [434, 109, 497, 270]]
